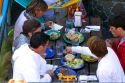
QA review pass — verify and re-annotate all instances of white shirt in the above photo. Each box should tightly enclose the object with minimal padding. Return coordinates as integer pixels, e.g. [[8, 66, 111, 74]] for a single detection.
[[72, 46, 125, 82], [14, 10, 27, 41], [12, 44, 53, 82], [72, 46, 97, 58]]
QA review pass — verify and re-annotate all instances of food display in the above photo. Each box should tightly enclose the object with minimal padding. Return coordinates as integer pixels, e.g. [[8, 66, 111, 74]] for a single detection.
[[55, 67, 77, 82], [62, 54, 84, 69], [81, 54, 97, 62]]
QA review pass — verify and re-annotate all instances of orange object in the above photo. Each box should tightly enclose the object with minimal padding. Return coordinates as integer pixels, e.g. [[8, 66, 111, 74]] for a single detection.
[[8, 79, 26, 83], [76, 7, 79, 11], [0, 0, 3, 16], [59, 75, 77, 82]]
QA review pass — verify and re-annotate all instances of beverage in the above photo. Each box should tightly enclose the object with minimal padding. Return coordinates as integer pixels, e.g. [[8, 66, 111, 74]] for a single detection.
[[56, 40, 64, 56]]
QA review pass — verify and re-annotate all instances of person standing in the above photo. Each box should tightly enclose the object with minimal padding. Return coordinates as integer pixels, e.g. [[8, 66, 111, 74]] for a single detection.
[[106, 14, 125, 72]]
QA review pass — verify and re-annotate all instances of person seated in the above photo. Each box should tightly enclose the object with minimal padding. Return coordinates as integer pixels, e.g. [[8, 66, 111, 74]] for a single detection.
[[12, 32, 57, 82], [14, 0, 53, 41], [66, 36, 125, 82], [13, 19, 41, 51]]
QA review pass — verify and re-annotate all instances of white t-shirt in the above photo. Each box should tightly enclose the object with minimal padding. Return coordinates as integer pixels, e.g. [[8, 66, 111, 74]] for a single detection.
[[97, 47, 125, 82], [12, 44, 52, 82], [72, 46, 125, 82], [14, 10, 27, 41]]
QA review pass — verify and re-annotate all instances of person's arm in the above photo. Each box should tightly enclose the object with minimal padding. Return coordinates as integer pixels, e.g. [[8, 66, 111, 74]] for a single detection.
[[46, 64, 58, 71], [72, 46, 96, 57], [22, 70, 52, 82]]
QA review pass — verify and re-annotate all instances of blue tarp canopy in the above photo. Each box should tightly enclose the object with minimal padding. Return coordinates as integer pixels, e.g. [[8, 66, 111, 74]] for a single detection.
[[15, 0, 31, 8]]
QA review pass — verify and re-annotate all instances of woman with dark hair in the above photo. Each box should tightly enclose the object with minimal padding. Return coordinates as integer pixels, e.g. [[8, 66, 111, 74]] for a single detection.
[[66, 36, 125, 82]]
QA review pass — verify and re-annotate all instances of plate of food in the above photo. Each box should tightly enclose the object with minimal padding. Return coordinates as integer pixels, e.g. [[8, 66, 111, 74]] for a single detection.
[[63, 32, 84, 45], [54, 67, 78, 82], [61, 54, 84, 69], [44, 29, 60, 40], [80, 54, 97, 62]]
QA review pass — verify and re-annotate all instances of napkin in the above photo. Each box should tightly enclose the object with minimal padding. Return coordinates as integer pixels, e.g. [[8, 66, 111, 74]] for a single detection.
[[85, 26, 100, 31], [78, 75, 97, 82], [50, 23, 63, 30]]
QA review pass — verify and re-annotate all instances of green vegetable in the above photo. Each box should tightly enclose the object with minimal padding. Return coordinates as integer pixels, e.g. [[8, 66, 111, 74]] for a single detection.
[[64, 58, 84, 68], [81, 54, 97, 62]]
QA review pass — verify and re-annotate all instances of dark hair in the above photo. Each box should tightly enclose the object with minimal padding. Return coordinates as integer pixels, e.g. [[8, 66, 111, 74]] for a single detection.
[[30, 32, 50, 48], [109, 13, 125, 30], [26, 0, 48, 16], [87, 36, 108, 57], [22, 19, 41, 36]]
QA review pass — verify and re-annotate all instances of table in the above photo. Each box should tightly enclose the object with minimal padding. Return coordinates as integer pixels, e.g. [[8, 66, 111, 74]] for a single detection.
[[46, 27, 100, 82]]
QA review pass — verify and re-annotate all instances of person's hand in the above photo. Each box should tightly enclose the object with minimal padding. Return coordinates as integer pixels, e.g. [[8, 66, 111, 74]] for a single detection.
[[44, 21, 53, 28], [105, 39, 113, 47], [66, 47, 72, 53], [47, 70, 54, 77]]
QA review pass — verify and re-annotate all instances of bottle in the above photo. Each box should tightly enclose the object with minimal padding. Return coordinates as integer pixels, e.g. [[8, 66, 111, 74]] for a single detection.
[[74, 7, 82, 27]]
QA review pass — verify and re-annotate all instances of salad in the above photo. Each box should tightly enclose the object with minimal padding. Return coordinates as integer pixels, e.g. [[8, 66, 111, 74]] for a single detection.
[[64, 58, 84, 69]]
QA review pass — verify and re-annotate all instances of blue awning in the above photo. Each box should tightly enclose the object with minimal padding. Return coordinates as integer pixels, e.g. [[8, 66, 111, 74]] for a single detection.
[[15, 0, 31, 8]]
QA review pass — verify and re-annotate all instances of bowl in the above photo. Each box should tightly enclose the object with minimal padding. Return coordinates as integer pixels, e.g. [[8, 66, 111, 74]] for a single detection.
[[45, 48, 55, 58]]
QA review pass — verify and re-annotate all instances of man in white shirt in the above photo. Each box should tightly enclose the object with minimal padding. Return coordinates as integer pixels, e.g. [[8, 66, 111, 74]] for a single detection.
[[66, 36, 125, 82], [12, 32, 55, 82]]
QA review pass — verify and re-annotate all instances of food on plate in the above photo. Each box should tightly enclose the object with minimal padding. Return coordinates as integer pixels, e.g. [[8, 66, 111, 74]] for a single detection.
[[58, 69, 77, 82], [50, 32, 58, 39], [64, 58, 83, 69], [45, 30, 60, 40], [64, 54, 75, 61], [81, 54, 97, 62], [58, 69, 68, 76], [58, 75, 77, 82], [65, 33, 81, 41]]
